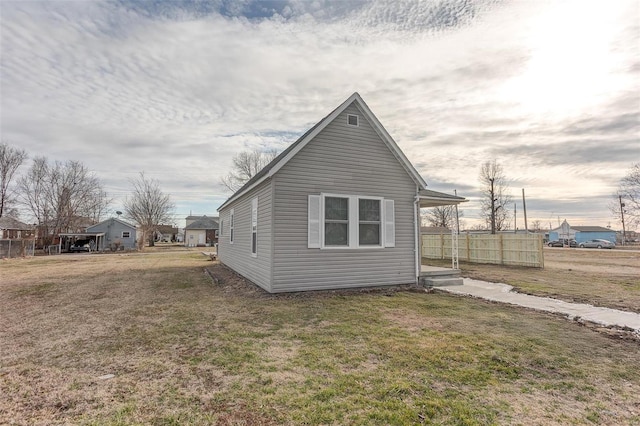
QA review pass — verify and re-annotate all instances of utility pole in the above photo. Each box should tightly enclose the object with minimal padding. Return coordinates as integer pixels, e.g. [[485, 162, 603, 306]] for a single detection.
[[522, 188, 528, 233], [619, 195, 626, 246], [490, 178, 496, 234]]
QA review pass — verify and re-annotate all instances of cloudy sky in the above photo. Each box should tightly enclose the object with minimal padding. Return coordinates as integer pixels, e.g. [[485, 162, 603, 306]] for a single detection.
[[1, 0, 638, 230]]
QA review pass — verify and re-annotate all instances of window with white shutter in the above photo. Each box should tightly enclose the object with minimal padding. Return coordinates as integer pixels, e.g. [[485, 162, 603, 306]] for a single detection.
[[308, 195, 321, 248], [384, 199, 395, 247], [308, 194, 395, 249]]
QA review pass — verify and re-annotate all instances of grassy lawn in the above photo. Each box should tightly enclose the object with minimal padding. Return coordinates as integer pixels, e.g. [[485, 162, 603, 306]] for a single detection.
[[1, 252, 639, 425], [426, 248, 640, 313]]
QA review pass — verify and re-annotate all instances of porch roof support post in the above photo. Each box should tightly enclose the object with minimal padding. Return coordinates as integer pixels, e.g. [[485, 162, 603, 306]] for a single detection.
[[414, 192, 421, 282]]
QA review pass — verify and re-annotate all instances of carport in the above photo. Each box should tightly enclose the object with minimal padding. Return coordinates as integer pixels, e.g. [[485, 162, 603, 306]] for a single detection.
[[58, 232, 106, 253]]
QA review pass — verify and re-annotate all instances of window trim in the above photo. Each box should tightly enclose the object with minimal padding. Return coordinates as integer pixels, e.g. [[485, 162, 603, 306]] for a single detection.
[[121, 231, 131, 238], [324, 195, 350, 247], [229, 209, 234, 244], [357, 197, 383, 248], [319, 193, 386, 250], [347, 114, 359, 127]]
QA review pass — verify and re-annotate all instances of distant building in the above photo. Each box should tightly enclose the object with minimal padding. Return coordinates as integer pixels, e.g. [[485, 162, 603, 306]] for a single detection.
[[549, 220, 616, 243], [184, 216, 219, 247]]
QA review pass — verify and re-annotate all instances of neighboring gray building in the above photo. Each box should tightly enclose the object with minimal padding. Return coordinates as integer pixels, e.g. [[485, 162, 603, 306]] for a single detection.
[[87, 218, 137, 250], [217, 93, 465, 293]]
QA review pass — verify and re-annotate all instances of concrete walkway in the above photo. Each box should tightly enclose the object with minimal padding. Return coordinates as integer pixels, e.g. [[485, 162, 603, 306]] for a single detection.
[[438, 278, 640, 334]]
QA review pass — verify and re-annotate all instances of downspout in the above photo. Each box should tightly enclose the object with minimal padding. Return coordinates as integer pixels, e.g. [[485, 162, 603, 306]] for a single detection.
[[414, 190, 420, 284]]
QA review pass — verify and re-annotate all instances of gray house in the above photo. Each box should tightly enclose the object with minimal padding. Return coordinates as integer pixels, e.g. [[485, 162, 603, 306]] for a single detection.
[[217, 93, 465, 293], [87, 218, 137, 251]]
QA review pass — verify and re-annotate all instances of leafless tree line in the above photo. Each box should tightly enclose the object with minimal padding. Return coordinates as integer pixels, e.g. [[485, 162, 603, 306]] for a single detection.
[[1, 142, 175, 250], [17, 157, 111, 246]]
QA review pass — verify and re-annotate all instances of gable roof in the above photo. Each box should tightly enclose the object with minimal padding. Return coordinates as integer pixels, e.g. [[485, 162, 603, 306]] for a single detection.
[[218, 92, 432, 211], [87, 217, 137, 232], [0, 216, 32, 230], [185, 216, 219, 230], [550, 221, 613, 233], [572, 226, 613, 233], [156, 225, 178, 234]]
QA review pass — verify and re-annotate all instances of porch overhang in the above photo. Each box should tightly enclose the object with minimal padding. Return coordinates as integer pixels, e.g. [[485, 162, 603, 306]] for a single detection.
[[417, 188, 467, 208]]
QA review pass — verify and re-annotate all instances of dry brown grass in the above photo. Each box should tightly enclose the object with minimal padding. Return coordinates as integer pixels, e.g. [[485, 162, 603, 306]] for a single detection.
[[426, 248, 640, 312], [1, 252, 639, 425]]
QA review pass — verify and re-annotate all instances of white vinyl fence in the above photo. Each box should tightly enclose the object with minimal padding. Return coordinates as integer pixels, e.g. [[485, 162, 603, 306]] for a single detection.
[[422, 233, 544, 268]]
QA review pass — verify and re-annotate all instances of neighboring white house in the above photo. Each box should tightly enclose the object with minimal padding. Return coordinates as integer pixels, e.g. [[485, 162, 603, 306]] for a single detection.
[[217, 92, 465, 293], [184, 216, 219, 247]]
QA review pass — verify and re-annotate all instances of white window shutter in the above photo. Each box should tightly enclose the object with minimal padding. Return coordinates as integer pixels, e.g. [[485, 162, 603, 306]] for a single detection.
[[308, 195, 321, 248], [384, 199, 395, 248]]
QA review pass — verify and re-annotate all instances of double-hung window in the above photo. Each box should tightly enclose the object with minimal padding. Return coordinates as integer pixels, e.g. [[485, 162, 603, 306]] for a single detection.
[[308, 194, 394, 249], [324, 196, 349, 246], [229, 209, 234, 244], [251, 197, 258, 256], [358, 198, 381, 246]]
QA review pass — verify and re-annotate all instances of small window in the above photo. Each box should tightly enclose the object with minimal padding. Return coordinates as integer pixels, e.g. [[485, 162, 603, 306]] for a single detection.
[[122, 231, 130, 238], [325, 196, 349, 246], [347, 114, 359, 126], [230, 209, 234, 244], [251, 197, 258, 257]]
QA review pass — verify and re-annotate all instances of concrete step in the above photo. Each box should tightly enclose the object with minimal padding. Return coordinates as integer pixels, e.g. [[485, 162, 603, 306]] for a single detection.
[[421, 276, 464, 287]]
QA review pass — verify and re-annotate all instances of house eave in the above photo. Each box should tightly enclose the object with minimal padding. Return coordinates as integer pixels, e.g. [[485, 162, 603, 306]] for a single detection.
[[417, 195, 467, 208], [218, 92, 430, 211]]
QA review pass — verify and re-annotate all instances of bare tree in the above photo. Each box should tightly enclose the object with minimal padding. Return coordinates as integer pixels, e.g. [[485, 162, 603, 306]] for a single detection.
[[0, 143, 28, 218], [479, 160, 512, 234], [18, 157, 110, 247], [615, 163, 640, 230], [124, 172, 175, 248], [422, 205, 462, 229], [529, 220, 543, 232], [221, 149, 278, 192]]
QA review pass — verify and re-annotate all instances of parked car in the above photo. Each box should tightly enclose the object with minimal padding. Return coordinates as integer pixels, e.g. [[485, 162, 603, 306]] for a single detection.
[[69, 239, 91, 252], [579, 239, 615, 249], [547, 239, 577, 247]]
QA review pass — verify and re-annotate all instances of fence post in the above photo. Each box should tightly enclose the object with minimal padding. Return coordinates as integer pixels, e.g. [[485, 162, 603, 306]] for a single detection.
[[499, 234, 504, 265], [538, 234, 544, 269], [466, 233, 471, 262]]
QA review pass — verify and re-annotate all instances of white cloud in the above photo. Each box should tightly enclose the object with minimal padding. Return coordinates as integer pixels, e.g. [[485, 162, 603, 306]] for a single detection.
[[1, 0, 638, 228]]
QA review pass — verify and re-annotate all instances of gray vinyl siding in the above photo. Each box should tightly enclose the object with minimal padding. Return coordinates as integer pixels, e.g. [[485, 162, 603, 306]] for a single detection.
[[218, 179, 273, 292], [271, 104, 417, 292], [87, 219, 137, 249]]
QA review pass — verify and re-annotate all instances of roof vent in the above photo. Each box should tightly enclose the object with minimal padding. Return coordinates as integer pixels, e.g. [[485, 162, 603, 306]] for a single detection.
[[347, 114, 359, 126]]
